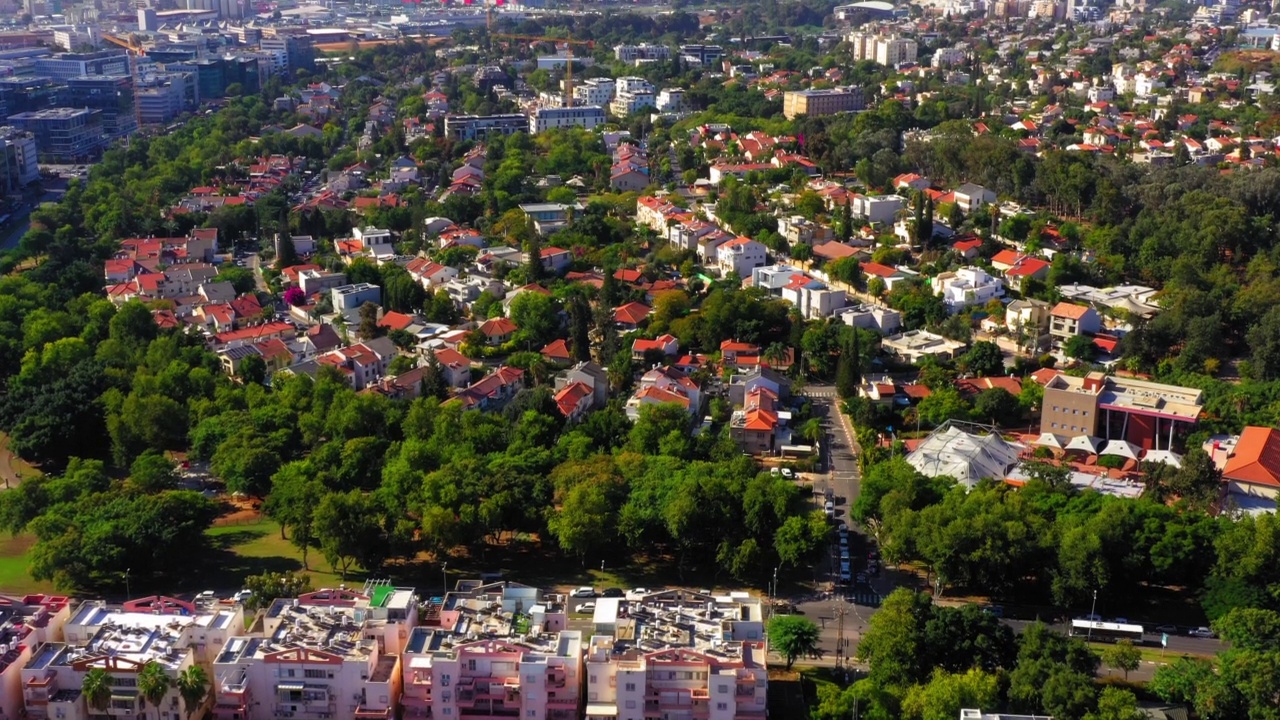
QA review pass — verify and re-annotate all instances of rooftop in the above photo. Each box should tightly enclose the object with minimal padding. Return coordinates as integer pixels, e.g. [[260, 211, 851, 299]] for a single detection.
[[587, 589, 764, 664]]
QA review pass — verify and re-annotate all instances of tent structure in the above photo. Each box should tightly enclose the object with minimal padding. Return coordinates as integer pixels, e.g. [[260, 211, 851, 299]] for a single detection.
[[906, 421, 1024, 488], [1064, 435, 1103, 455], [1034, 433, 1067, 450], [1142, 449, 1183, 468], [1100, 439, 1141, 460]]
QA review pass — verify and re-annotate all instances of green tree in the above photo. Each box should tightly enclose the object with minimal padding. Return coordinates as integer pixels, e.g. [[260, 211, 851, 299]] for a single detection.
[[358, 301, 382, 340], [1063, 334, 1096, 363], [1101, 639, 1141, 680], [238, 353, 266, 384], [137, 661, 172, 720], [901, 668, 1000, 720], [177, 665, 210, 717], [958, 341, 1004, 377], [1247, 305, 1280, 380], [1212, 607, 1280, 651], [972, 388, 1020, 425], [312, 490, 387, 578], [767, 615, 821, 670], [128, 450, 177, 493], [509, 291, 560, 348], [275, 234, 299, 269], [262, 463, 324, 567], [1086, 687, 1144, 720], [857, 588, 934, 685], [81, 668, 112, 714], [836, 330, 862, 398], [242, 570, 313, 611], [916, 387, 971, 427]]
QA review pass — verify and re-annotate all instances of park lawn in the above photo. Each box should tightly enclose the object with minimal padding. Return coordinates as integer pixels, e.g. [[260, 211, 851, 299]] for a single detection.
[[1088, 641, 1215, 664], [204, 520, 351, 591], [0, 533, 55, 595]]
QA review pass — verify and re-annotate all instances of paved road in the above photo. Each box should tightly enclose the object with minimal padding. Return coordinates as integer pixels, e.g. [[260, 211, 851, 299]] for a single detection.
[[246, 252, 271, 293]]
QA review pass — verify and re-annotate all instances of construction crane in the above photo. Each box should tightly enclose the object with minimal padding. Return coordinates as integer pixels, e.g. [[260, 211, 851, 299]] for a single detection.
[[102, 33, 145, 137], [491, 33, 594, 107]]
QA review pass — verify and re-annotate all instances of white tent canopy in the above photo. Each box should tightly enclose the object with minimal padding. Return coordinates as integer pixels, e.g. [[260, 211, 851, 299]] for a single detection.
[[1142, 449, 1183, 468], [906, 423, 1024, 488], [1064, 435, 1103, 454], [1034, 433, 1067, 450], [1100, 439, 1141, 460]]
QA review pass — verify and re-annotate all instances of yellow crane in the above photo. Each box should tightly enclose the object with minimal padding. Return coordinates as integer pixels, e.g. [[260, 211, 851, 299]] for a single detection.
[[102, 33, 145, 135], [491, 33, 594, 107]]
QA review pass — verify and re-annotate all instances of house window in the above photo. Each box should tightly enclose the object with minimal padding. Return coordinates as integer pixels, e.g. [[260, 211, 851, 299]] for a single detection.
[[625, 683, 636, 692], [625, 700, 638, 709], [717, 703, 728, 711], [719, 685, 729, 693]]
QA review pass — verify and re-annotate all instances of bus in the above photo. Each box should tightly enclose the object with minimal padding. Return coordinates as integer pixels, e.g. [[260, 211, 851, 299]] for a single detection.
[[1069, 619, 1145, 644]]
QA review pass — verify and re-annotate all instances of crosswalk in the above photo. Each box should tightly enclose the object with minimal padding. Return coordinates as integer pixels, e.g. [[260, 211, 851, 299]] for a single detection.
[[803, 390, 837, 398], [847, 588, 881, 608]]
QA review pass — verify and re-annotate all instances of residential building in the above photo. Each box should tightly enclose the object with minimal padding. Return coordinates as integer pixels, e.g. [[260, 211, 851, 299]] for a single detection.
[[531, 105, 606, 133], [960, 710, 1052, 720], [953, 183, 997, 213], [1222, 426, 1280, 500], [1048, 301, 1101, 343], [574, 79, 616, 107], [317, 339, 396, 390], [459, 366, 525, 410], [716, 237, 768, 278], [840, 304, 902, 335], [8, 108, 105, 162], [631, 333, 679, 360], [614, 44, 672, 63], [782, 87, 865, 119], [1005, 298, 1052, 352], [610, 77, 657, 116], [778, 215, 834, 246], [851, 194, 904, 225], [583, 589, 767, 720], [426, 347, 473, 389], [731, 386, 792, 455], [213, 584, 417, 720], [1040, 372, 1203, 451], [26, 596, 244, 720], [331, 283, 382, 313], [555, 361, 610, 409], [1, 593, 72, 720], [728, 366, 793, 406], [0, 126, 38, 195], [444, 114, 528, 141], [847, 32, 918, 66], [521, 203, 582, 236], [882, 330, 967, 363], [1057, 284, 1161, 320], [931, 267, 1005, 313], [679, 44, 725, 66], [401, 580, 580, 720], [478, 316, 518, 346], [656, 88, 686, 113]]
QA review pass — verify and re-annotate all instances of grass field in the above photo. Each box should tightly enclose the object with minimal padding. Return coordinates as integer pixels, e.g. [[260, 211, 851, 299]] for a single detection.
[[204, 519, 352, 592], [0, 533, 55, 595]]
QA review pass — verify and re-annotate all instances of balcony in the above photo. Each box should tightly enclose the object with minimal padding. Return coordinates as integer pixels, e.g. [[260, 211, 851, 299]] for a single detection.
[[354, 705, 393, 719]]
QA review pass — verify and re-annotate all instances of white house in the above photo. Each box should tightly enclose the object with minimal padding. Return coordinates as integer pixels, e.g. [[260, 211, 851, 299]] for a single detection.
[[930, 266, 1004, 313], [715, 236, 768, 278]]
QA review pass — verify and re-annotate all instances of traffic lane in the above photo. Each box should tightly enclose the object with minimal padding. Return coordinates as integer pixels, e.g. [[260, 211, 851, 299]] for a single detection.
[[1003, 619, 1224, 655]]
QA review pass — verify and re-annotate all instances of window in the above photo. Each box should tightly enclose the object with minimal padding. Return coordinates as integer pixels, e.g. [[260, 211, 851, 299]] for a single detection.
[[304, 669, 326, 679], [589, 675, 597, 684], [286, 669, 295, 678], [528, 712, 537, 718], [442, 692, 451, 702], [625, 700, 637, 709], [717, 703, 728, 711], [624, 683, 636, 692], [718, 685, 729, 694]]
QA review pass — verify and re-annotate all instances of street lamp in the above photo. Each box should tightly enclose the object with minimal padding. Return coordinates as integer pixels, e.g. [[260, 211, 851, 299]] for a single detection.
[[1087, 588, 1098, 642], [125, 567, 131, 600], [442, 562, 448, 596]]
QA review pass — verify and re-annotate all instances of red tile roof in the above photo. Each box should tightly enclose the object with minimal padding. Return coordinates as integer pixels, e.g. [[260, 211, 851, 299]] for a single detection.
[[541, 338, 573, 361], [378, 311, 415, 331], [1051, 302, 1091, 320], [554, 381, 594, 417], [613, 302, 652, 326], [1224, 427, 1280, 488], [479, 316, 518, 338]]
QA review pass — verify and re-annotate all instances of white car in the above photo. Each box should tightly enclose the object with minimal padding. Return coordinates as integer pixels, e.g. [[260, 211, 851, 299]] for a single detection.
[[781, 468, 794, 478], [824, 500, 835, 517], [577, 602, 596, 613], [1189, 627, 1216, 638], [570, 587, 597, 598]]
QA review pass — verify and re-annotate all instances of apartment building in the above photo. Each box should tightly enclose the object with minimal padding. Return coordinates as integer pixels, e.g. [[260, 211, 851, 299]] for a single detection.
[[716, 237, 768, 278], [782, 87, 865, 119], [1040, 372, 1203, 451], [1048, 301, 1101, 344], [520, 202, 582, 236], [0, 126, 38, 195], [573, 78, 616, 107], [614, 44, 671, 63], [584, 589, 768, 720], [23, 596, 245, 720], [679, 44, 724, 66], [1, 594, 72, 720], [331, 283, 382, 313], [444, 114, 528, 141], [530, 106, 606, 134], [851, 193, 904, 225], [213, 584, 417, 720], [610, 77, 657, 117], [846, 32, 918, 66], [656, 89, 686, 113], [401, 580, 581, 720]]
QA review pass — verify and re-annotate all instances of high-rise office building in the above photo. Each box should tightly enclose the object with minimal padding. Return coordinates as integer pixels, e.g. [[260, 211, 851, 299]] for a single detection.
[[64, 74, 137, 139]]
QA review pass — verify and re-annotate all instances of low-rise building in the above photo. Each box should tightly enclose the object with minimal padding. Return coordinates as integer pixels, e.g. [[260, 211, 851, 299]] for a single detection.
[[521, 203, 582, 236], [444, 114, 528, 141], [851, 194, 904, 225], [213, 584, 417, 720], [716, 237, 768, 278], [782, 87, 865, 119], [1048, 301, 1101, 344], [1040, 372, 1203, 452], [840, 304, 902, 335], [583, 589, 767, 720], [331, 283, 382, 313], [731, 386, 792, 455], [931, 267, 1004, 313], [882, 330, 967, 363], [530, 105, 606, 134]]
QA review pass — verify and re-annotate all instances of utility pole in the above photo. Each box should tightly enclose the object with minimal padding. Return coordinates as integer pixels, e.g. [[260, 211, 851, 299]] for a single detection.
[[1087, 588, 1097, 642], [834, 602, 848, 668]]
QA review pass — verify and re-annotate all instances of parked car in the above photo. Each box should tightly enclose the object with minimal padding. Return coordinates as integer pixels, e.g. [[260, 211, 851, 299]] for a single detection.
[[601, 588, 624, 598], [577, 602, 596, 613], [981, 605, 1004, 618], [839, 548, 850, 561], [781, 468, 794, 478], [570, 587, 597, 598], [769, 467, 781, 475], [838, 568, 851, 582], [1189, 627, 1216, 638], [1153, 624, 1178, 635], [824, 500, 835, 518], [838, 535, 849, 549]]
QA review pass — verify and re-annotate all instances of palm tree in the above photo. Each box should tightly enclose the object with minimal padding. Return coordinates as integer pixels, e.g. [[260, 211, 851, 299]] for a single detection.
[[176, 665, 210, 717], [137, 661, 171, 720], [762, 342, 789, 368], [81, 667, 112, 716], [799, 418, 824, 447]]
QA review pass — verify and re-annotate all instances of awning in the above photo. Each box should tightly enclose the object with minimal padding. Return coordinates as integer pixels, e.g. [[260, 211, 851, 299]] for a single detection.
[[1034, 432, 1067, 449], [1064, 435, 1103, 454], [1142, 449, 1182, 468], [1100, 439, 1141, 460], [277, 682, 305, 691], [585, 704, 619, 717]]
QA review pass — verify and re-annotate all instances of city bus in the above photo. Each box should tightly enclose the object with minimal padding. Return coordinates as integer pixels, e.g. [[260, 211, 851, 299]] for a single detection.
[[1069, 619, 1145, 644]]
